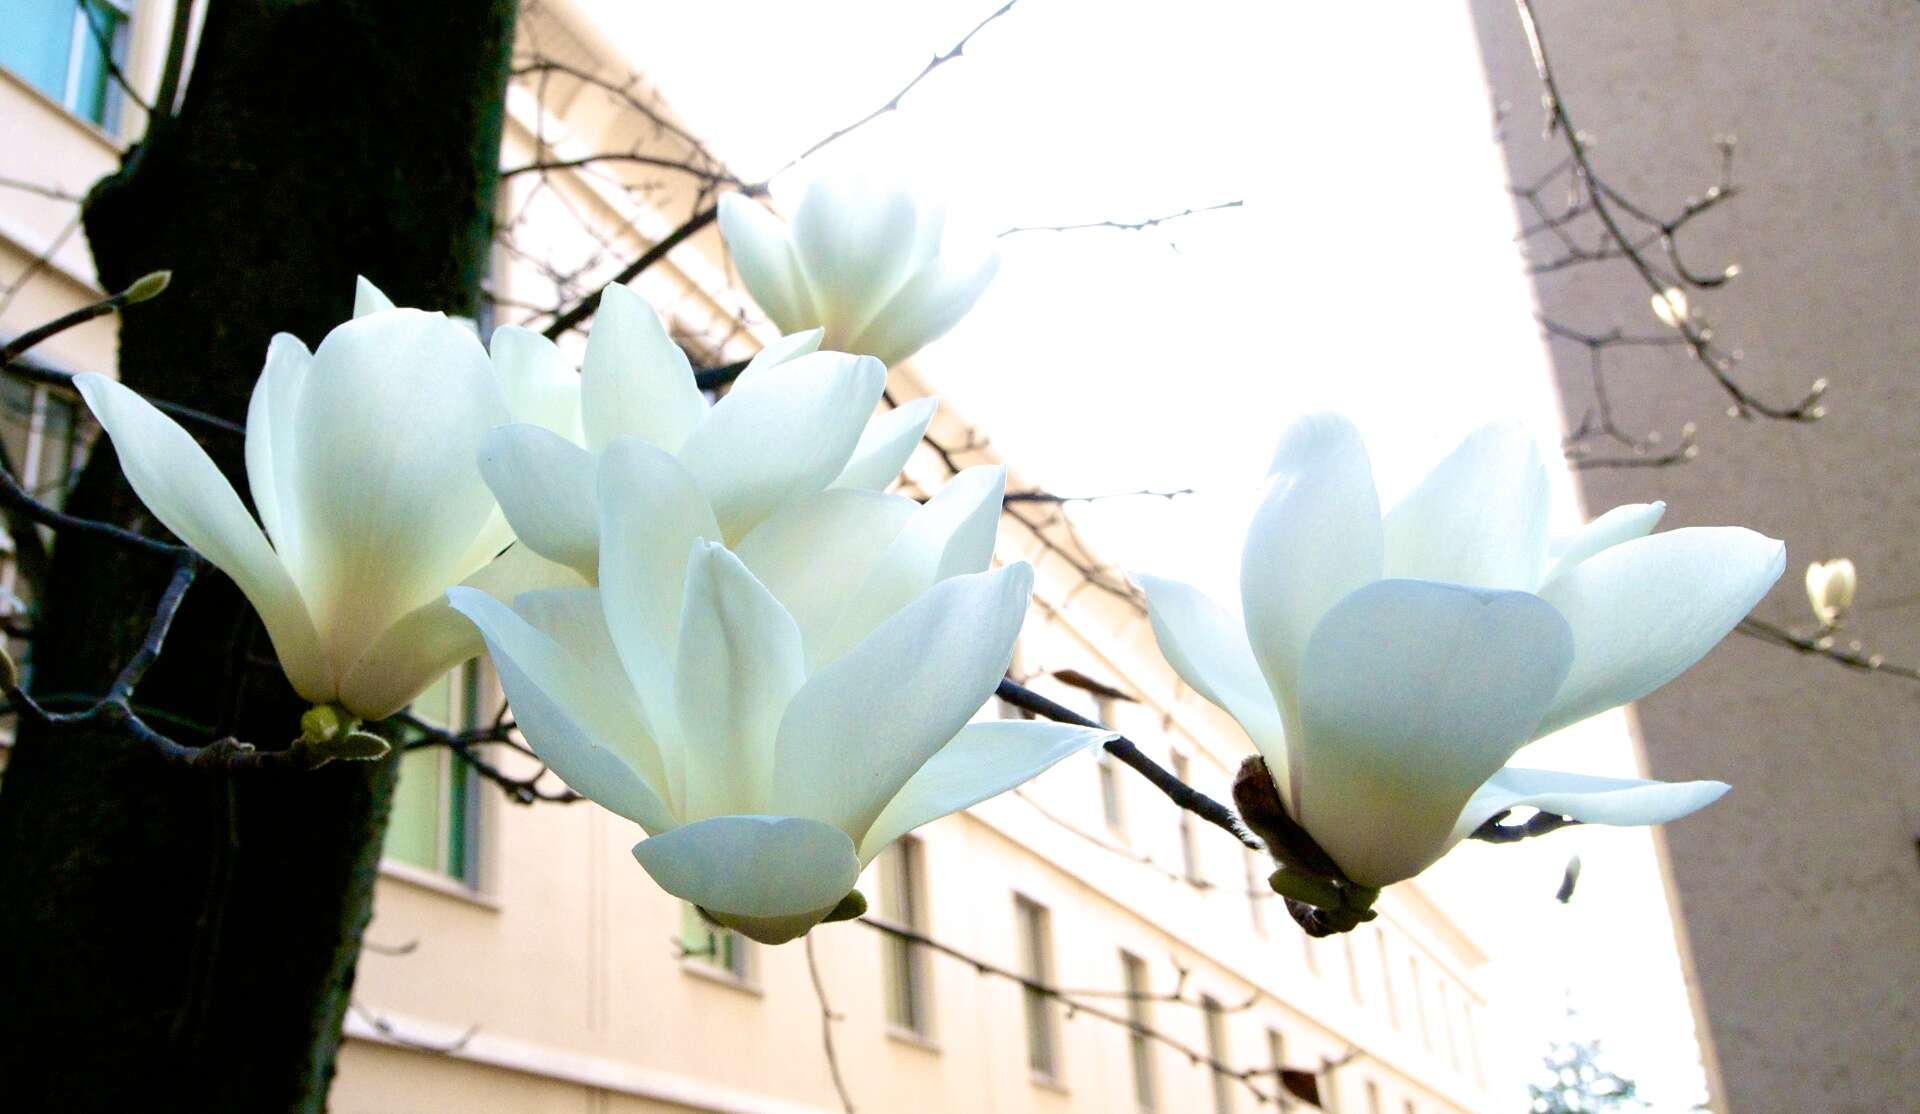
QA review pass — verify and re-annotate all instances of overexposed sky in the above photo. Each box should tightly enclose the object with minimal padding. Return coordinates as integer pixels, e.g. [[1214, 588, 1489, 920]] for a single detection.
[[582, 1, 1713, 1106]]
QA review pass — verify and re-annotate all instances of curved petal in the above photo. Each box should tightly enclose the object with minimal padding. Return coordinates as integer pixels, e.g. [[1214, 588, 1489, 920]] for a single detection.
[[289, 309, 509, 674], [791, 181, 920, 345], [353, 276, 395, 317], [1446, 766, 1729, 852], [832, 397, 938, 491], [1535, 526, 1785, 736], [815, 464, 1004, 671], [1382, 422, 1550, 590], [446, 586, 675, 832], [478, 424, 600, 574], [848, 250, 1000, 367], [676, 351, 886, 543], [731, 327, 825, 392], [773, 564, 1031, 840], [339, 544, 587, 720], [630, 814, 860, 927], [580, 284, 707, 454], [718, 195, 816, 335], [511, 585, 667, 794], [1241, 412, 1383, 772], [243, 333, 313, 573], [1295, 579, 1574, 887], [490, 325, 583, 443], [858, 721, 1112, 862], [732, 488, 917, 665], [675, 543, 806, 819], [1542, 501, 1666, 588], [73, 374, 330, 703], [1136, 573, 1287, 776], [597, 437, 724, 792]]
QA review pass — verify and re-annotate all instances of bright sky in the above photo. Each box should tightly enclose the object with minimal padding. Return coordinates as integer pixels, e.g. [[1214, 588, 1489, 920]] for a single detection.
[[585, 1, 1714, 1106]]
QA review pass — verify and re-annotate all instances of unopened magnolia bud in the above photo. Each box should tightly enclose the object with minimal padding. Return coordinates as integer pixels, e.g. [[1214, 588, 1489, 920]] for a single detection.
[[1805, 558, 1856, 628], [123, 271, 172, 305], [299, 703, 348, 744], [1650, 287, 1689, 329], [822, 889, 868, 923]]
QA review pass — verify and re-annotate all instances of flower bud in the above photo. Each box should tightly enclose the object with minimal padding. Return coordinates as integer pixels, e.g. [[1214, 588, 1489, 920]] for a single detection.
[[1651, 286, 1689, 328], [1805, 558, 1856, 627]]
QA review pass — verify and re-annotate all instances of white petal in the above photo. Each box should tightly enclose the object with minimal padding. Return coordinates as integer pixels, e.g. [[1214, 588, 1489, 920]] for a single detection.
[[580, 284, 707, 454], [791, 181, 920, 346], [731, 327, 824, 392], [630, 814, 860, 933], [858, 721, 1111, 862], [1295, 579, 1574, 887], [339, 544, 588, 719], [73, 374, 329, 703], [242, 334, 313, 574], [596, 437, 724, 785], [1536, 527, 1785, 736], [732, 488, 917, 665], [1241, 412, 1383, 759], [676, 351, 885, 543], [1136, 573, 1287, 777], [847, 250, 999, 366], [446, 586, 675, 832], [490, 325, 583, 443], [832, 397, 937, 490], [815, 464, 1003, 672], [1542, 502, 1666, 587], [288, 309, 510, 674], [478, 424, 600, 575], [674, 543, 806, 819], [353, 276, 395, 317], [1382, 422, 1550, 590], [718, 194, 816, 334], [1447, 766, 1729, 850], [510, 585, 668, 794], [773, 564, 1031, 841]]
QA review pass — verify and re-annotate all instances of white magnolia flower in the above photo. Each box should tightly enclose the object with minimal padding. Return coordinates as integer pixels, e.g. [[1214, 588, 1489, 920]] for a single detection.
[[479, 283, 938, 577], [1805, 558, 1856, 628], [719, 180, 999, 367], [76, 285, 581, 720], [1138, 414, 1784, 889], [449, 445, 1106, 943]]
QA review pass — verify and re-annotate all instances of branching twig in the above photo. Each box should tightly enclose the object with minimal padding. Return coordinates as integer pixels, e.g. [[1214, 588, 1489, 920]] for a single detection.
[[999, 200, 1244, 238], [805, 935, 856, 1113]]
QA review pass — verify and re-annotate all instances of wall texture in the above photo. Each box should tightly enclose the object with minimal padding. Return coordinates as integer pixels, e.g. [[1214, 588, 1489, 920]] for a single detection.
[[1468, 2, 1920, 1110]]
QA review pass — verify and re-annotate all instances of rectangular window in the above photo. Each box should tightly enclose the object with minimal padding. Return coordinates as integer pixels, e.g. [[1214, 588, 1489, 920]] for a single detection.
[[1202, 994, 1233, 1114], [0, 0, 130, 128], [1096, 748, 1125, 831], [1437, 979, 1459, 1069], [879, 837, 930, 1037], [1376, 929, 1399, 1028], [1120, 950, 1156, 1111], [386, 662, 481, 883], [1172, 752, 1200, 882], [1266, 1029, 1287, 1101], [680, 903, 750, 981], [1365, 1079, 1383, 1114], [1462, 1001, 1486, 1086], [1342, 932, 1363, 1003], [1409, 957, 1430, 1050], [0, 381, 93, 685], [1015, 895, 1058, 1081], [1243, 848, 1266, 935]]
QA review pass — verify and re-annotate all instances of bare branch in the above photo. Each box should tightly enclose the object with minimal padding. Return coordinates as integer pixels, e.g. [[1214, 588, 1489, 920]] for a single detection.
[[804, 936, 856, 1113], [999, 199, 1244, 238]]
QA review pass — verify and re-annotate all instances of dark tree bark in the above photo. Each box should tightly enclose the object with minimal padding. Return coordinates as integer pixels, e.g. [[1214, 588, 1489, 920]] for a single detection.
[[0, 2, 517, 1109]]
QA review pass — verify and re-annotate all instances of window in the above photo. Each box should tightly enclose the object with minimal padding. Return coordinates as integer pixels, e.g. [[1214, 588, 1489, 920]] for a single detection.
[[1342, 932, 1363, 1003], [1014, 895, 1058, 1081], [1376, 930, 1399, 1028], [1436, 979, 1459, 1069], [1364, 1079, 1383, 1114], [0, 380, 92, 684], [1462, 1001, 1486, 1086], [1243, 848, 1266, 935], [680, 903, 751, 981], [1, 0, 131, 129], [1120, 950, 1156, 1111], [1095, 748, 1125, 831], [1201, 994, 1233, 1114], [1403, 1101, 1417, 1114], [878, 837, 931, 1037], [386, 662, 481, 884], [1265, 1029, 1287, 1102], [1171, 752, 1200, 882], [1409, 956, 1430, 1050]]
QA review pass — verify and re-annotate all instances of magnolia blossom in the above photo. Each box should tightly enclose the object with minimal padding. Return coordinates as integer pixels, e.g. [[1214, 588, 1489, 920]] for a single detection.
[[479, 282, 938, 578], [1138, 414, 1785, 890], [718, 180, 998, 367], [451, 443, 1106, 943], [75, 282, 580, 720], [1805, 558, 1856, 627]]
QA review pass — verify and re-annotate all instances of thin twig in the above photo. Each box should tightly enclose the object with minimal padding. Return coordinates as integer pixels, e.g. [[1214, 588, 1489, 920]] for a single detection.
[[804, 935, 856, 1113], [999, 200, 1244, 238]]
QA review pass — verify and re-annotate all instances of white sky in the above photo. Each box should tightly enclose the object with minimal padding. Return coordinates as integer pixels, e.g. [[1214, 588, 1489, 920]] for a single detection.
[[586, 1, 1714, 1107]]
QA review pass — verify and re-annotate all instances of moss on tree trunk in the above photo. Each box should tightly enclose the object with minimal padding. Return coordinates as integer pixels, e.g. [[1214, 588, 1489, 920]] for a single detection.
[[0, 1, 517, 1108]]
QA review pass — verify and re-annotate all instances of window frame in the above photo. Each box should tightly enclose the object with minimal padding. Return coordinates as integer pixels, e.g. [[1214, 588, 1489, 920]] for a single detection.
[[678, 902, 756, 988], [1201, 992, 1234, 1114], [1119, 949, 1157, 1112], [1013, 893, 1061, 1086], [878, 836, 934, 1042]]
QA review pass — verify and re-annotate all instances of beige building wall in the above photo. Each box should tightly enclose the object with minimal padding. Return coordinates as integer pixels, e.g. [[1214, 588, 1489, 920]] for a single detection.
[[1469, 2, 1920, 1110], [5, 3, 1509, 1112]]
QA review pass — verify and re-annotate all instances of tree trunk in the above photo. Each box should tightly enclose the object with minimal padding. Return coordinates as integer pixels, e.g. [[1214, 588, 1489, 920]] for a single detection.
[[0, 1, 516, 1109]]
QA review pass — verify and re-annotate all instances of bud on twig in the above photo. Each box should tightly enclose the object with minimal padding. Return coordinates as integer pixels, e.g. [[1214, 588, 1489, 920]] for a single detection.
[[121, 271, 172, 305]]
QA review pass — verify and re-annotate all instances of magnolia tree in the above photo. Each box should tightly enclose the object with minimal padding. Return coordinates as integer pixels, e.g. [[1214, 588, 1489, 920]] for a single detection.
[[0, 0, 1809, 1111]]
